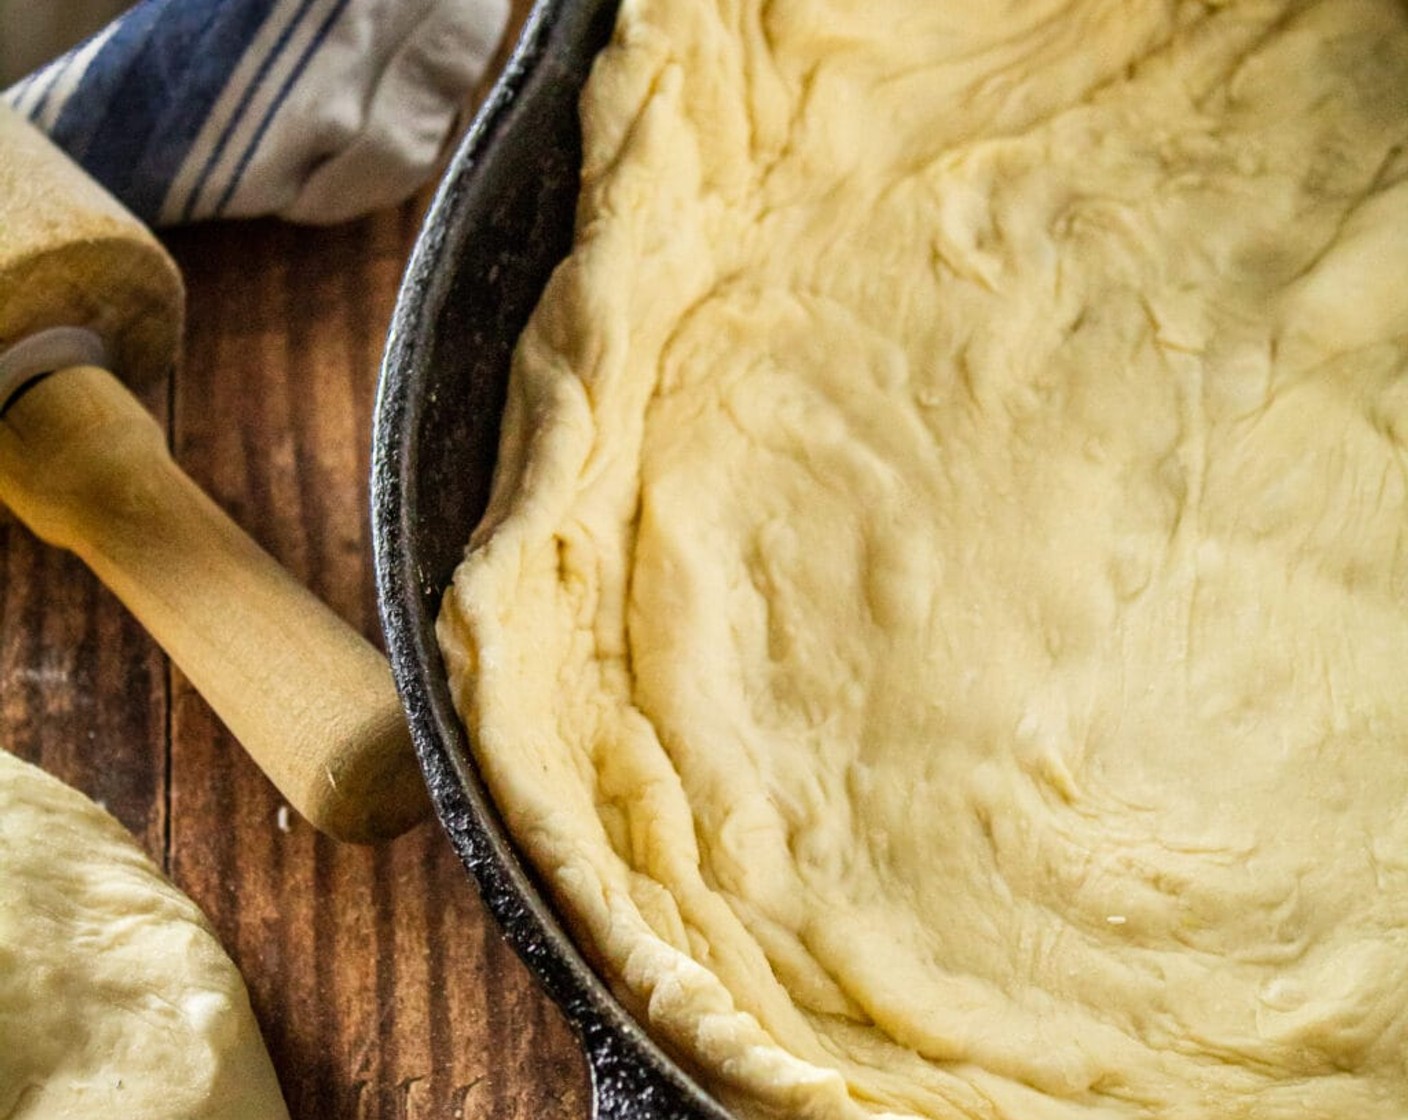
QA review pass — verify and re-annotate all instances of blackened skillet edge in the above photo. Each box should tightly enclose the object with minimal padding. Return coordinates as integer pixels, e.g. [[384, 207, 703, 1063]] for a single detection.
[[371, 1, 734, 1118]]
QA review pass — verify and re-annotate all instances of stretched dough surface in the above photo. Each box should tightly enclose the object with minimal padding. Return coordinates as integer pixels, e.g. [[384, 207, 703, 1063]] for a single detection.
[[440, 1, 1408, 1115], [0, 750, 289, 1120]]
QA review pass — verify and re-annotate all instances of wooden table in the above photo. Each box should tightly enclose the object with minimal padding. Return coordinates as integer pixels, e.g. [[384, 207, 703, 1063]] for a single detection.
[[1, 6, 590, 1116]]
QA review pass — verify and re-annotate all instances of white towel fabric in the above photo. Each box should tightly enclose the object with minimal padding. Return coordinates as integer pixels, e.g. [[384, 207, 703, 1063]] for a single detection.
[[2, 0, 510, 226]]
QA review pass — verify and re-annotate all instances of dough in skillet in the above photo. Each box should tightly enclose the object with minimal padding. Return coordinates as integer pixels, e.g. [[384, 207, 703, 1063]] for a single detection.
[[0, 749, 289, 1120], [440, 0, 1408, 1116]]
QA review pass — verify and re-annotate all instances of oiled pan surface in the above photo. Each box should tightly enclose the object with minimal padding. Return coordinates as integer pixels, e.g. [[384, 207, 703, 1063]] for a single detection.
[[371, 2, 732, 1118]]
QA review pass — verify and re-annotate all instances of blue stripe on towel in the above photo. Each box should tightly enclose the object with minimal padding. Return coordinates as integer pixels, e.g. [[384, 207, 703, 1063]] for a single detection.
[[46, 1, 169, 159], [4, 73, 36, 113], [21, 44, 79, 123], [214, 0, 352, 216], [178, 0, 321, 222], [49, 0, 278, 223]]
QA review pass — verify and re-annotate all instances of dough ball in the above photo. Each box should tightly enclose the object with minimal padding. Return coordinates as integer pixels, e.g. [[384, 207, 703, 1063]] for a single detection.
[[0, 749, 289, 1120]]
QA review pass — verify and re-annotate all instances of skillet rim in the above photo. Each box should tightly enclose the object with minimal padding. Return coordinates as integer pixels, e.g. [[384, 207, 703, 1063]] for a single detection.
[[370, 2, 734, 1117]]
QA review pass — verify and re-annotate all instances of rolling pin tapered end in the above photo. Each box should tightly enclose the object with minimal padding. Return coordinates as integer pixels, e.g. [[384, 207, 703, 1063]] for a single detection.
[[0, 101, 184, 399]]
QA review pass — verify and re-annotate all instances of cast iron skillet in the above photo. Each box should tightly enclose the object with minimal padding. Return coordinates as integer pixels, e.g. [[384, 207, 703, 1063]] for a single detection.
[[371, 2, 734, 1117]]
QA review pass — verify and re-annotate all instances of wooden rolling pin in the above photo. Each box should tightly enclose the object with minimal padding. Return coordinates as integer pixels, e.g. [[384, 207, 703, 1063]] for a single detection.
[[0, 102, 428, 843]]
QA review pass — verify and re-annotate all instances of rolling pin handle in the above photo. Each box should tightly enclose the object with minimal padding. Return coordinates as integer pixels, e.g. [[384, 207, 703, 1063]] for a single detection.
[[0, 325, 109, 407], [0, 363, 429, 843]]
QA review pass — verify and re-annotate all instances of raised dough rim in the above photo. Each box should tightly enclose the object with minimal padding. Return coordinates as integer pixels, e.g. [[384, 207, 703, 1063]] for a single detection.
[[371, 1, 734, 1117]]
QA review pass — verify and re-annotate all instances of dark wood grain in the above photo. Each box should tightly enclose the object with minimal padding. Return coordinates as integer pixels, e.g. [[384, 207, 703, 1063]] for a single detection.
[[0, 3, 593, 1115]]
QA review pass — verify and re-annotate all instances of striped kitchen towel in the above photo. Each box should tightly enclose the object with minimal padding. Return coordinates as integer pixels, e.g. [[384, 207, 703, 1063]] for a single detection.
[[3, 0, 510, 226]]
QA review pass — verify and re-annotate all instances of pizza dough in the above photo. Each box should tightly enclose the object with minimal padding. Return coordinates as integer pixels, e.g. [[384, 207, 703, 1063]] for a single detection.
[[438, 0, 1408, 1116], [0, 750, 289, 1119]]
